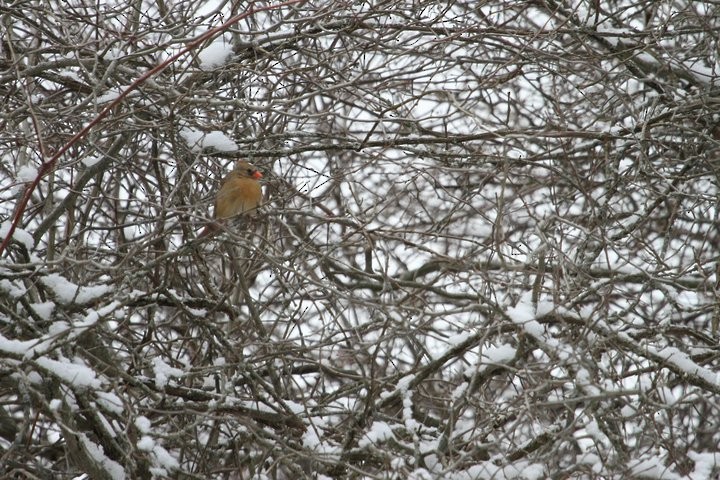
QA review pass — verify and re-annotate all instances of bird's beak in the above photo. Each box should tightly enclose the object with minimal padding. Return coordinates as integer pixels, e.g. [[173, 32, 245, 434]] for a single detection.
[[252, 171, 263, 180]]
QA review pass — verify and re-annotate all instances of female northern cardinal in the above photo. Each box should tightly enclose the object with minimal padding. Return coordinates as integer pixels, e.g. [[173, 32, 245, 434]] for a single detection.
[[199, 160, 263, 237]]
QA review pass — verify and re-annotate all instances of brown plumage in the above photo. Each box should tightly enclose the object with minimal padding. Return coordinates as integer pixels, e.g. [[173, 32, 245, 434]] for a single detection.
[[199, 160, 263, 237]]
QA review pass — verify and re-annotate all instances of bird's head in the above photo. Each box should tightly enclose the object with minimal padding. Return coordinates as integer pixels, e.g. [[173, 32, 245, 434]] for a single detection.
[[233, 160, 263, 180]]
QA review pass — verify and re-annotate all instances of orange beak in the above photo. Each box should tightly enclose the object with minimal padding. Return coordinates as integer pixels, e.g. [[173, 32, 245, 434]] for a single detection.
[[252, 171, 263, 180]]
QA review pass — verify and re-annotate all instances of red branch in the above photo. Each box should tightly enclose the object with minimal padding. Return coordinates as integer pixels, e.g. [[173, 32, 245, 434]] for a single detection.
[[0, 0, 305, 256]]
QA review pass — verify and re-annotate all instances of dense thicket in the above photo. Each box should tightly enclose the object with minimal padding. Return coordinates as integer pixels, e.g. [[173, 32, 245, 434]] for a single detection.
[[1, 1, 719, 478]]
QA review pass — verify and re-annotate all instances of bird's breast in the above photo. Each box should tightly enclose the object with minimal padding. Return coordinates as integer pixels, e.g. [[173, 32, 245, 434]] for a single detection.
[[214, 178, 262, 218]]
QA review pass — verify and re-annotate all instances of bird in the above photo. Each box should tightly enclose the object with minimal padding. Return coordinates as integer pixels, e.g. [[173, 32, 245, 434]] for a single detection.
[[199, 160, 263, 238]]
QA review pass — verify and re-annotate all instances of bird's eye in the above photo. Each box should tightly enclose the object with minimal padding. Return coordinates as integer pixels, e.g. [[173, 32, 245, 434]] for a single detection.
[[247, 169, 254, 175]]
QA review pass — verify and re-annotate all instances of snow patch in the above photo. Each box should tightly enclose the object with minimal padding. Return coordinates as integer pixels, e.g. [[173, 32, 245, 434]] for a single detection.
[[41, 273, 110, 305], [482, 343, 516, 366], [199, 40, 233, 70], [151, 444, 179, 471], [151, 357, 185, 389], [79, 432, 126, 480], [179, 127, 238, 153], [0, 222, 34, 249], [137, 435, 155, 451], [96, 391, 124, 415], [651, 346, 719, 387], [36, 356, 102, 390], [135, 416, 152, 433], [29, 302, 55, 321], [0, 279, 26, 298], [628, 453, 682, 479], [359, 421, 394, 447]]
